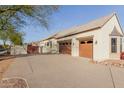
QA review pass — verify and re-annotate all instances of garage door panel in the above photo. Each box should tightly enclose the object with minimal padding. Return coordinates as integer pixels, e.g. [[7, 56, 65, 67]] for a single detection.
[[66, 45, 71, 54], [79, 42, 93, 58], [59, 43, 71, 55]]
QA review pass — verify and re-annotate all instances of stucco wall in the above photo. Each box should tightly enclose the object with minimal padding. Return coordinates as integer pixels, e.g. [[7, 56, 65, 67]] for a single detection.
[[100, 15, 123, 61], [57, 29, 101, 61], [71, 38, 79, 56], [11, 45, 27, 55], [57, 15, 123, 62], [38, 14, 123, 62]]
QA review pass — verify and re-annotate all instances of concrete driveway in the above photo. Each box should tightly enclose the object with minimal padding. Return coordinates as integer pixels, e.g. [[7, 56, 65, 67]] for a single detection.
[[3, 54, 124, 88]]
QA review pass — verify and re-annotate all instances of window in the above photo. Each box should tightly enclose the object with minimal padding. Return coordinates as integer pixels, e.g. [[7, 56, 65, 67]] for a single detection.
[[111, 38, 117, 53], [47, 42, 49, 46], [80, 41, 85, 44], [87, 41, 93, 43], [49, 41, 52, 48], [120, 38, 122, 52]]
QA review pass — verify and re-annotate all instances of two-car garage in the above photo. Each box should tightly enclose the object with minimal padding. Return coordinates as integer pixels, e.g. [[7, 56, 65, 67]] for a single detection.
[[59, 38, 93, 59]]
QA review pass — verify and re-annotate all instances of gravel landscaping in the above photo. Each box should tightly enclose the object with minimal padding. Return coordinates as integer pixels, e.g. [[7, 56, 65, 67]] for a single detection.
[[98, 60, 124, 68], [0, 57, 13, 79], [0, 77, 28, 88]]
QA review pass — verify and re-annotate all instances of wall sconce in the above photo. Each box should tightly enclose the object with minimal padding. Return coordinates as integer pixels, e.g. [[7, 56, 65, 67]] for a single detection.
[[95, 41, 97, 44], [73, 42, 74, 46]]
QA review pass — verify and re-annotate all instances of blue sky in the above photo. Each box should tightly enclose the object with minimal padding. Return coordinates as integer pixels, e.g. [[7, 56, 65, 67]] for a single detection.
[[21, 5, 124, 43]]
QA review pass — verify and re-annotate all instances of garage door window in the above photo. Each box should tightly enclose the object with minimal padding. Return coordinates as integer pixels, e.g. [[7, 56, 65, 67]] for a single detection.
[[59, 43, 62, 45], [80, 41, 85, 44], [87, 41, 93, 43], [66, 43, 68, 45], [63, 43, 65, 45], [111, 38, 117, 53]]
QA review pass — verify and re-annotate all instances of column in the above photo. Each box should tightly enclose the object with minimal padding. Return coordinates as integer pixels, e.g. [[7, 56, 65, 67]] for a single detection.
[[71, 38, 79, 56]]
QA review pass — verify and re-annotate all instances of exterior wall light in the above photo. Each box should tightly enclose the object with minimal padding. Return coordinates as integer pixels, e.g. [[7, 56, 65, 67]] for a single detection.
[[95, 41, 97, 44], [73, 42, 74, 46]]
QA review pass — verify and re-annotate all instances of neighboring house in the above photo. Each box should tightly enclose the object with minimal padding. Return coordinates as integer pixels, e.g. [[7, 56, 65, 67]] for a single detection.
[[27, 42, 40, 54], [38, 34, 59, 54], [40, 13, 124, 62]]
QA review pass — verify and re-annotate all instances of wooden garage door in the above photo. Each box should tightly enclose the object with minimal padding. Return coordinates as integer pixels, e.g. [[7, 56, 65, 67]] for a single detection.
[[79, 41, 93, 58], [59, 42, 71, 55]]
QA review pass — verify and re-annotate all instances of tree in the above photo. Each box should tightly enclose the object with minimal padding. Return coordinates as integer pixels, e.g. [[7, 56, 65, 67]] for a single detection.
[[7, 28, 25, 55], [0, 21, 13, 47], [8, 30, 24, 45], [0, 5, 58, 29], [0, 5, 58, 47], [0, 31, 8, 48]]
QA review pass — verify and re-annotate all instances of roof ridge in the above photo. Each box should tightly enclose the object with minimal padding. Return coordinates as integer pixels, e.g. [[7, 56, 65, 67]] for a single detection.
[[55, 12, 116, 38], [81, 12, 115, 27], [100, 12, 116, 27]]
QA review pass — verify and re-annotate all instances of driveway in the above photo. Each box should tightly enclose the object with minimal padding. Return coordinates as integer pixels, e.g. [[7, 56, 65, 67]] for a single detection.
[[3, 54, 124, 88]]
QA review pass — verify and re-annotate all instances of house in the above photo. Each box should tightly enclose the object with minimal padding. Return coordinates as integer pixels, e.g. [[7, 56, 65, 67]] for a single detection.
[[38, 34, 59, 54], [40, 13, 124, 62], [26, 41, 42, 54]]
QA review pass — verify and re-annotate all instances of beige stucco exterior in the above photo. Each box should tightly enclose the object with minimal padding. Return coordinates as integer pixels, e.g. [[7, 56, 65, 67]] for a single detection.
[[39, 13, 124, 62], [100, 15, 123, 61], [57, 15, 124, 62]]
